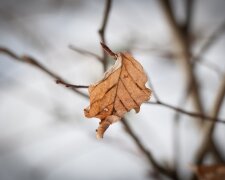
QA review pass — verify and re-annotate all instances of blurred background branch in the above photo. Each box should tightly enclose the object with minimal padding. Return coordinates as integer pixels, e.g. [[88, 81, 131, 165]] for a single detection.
[[0, 0, 224, 180]]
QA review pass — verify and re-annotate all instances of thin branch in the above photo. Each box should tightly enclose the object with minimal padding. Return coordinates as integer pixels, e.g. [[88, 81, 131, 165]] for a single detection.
[[158, 3, 225, 165], [100, 42, 117, 59], [0, 47, 88, 98], [147, 76, 160, 102], [121, 118, 178, 179], [1, 46, 224, 126], [194, 74, 225, 164], [2, 44, 224, 180], [146, 101, 225, 124], [98, 1, 178, 178], [193, 20, 225, 64], [132, 45, 223, 77], [56, 79, 89, 88], [98, 0, 112, 71], [183, 0, 194, 35], [196, 59, 224, 78], [69, 44, 102, 61], [158, 0, 205, 125], [208, 140, 225, 163], [156, 0, 225, 171]]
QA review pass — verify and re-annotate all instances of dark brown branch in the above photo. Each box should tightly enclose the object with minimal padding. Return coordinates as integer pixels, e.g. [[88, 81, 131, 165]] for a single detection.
[[146, 101, 225, 124], [132, 45, 223, 77], [208, 140, 225, 163], [56, 79, 89, 88], [186, 21, 225, 114], [98, 2, 177, 178], [69, 44, 102, 62], [0, 47, 88, 98], [121, 118, 178, 179], [157, 2, 225, 165], [2, 45, 224, 180], [158, 0, 205, 126], [188, 20, 225, 97], [98, 1, 177, 178], [183, 0, 194, 35], [193, 20, 225, 64], [194, 74, 225, 164], [100, 42, 117, 59], [1, 46, 224, 125], [98, 0, 112, 71]]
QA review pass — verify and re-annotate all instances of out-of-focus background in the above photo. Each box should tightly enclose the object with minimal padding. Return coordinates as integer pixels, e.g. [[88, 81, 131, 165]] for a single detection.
[[0, 0, 225, 179]]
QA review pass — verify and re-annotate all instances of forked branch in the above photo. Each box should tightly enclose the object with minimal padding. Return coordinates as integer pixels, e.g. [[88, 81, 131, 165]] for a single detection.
[[98, 0, 112, 71], [0, 47, 88, 98], [1, 46, 224, 125]]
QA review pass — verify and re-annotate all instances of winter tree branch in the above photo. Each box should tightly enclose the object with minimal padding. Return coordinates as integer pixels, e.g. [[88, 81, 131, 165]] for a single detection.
[[98, 0, 112, 71], [0, 47, 88, 98]]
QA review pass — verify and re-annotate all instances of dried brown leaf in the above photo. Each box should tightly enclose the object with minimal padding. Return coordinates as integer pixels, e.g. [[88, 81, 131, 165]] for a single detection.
[[84, 51, 151, 139], [191, 164, 225, 180]]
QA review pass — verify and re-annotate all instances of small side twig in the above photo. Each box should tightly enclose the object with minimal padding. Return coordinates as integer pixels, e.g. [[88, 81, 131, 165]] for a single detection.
[[2, 45, 225, 180], [146, 101, 225, 124], [1, 46, 224, 125], [158, 0, 205, 126], [98, 0, 112, 71], [56, 79, 89, 89], [100, 42, 117, 59], [0, 47, 88, 98], [121, 118, 178, 179], [183, 0, 194, 35], [147, 76, 160, 102], [194, 74, 225, 164], [193, 20, 225, 64], [69, 44, 102, 62]]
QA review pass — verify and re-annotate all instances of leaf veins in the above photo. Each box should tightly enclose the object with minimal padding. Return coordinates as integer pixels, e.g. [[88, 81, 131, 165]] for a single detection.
[[84, 47, 151, 139]]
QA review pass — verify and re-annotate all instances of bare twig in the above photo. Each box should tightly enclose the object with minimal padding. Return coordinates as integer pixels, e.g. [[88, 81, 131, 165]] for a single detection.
[[193, 20, 225, 64], [155, 0, 225, 172], [69, 44, 102, 61], [98, 1, 178, 178], [132, 45, 223, 77], [0, 47, 88, 98], [158, 0, 205, 126], [157, 2, 225, 167], [146, 101, 225, 124], [98, 0, 112, 71], [194, 74, 225, 164], [121, 118, 178, 179], [56, 79, 89, 88], [1, 46, 224, 125], [100, 42, 117, 59], [183, 0, 194, 35], [147, 76, 160, 102], [181, 20, 225, 111]]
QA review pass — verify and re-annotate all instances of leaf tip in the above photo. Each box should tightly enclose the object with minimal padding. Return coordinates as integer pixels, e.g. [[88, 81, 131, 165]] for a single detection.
[[96, 132, 103, 139]]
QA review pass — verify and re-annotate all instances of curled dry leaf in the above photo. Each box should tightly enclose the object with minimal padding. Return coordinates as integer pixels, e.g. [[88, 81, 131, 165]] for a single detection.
[[191, 164, 225, 180], [84, 44, 151, 139]]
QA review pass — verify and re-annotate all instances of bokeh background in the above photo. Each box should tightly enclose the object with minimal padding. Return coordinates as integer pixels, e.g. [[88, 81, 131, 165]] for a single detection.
[[0, 0, 225, 179]]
